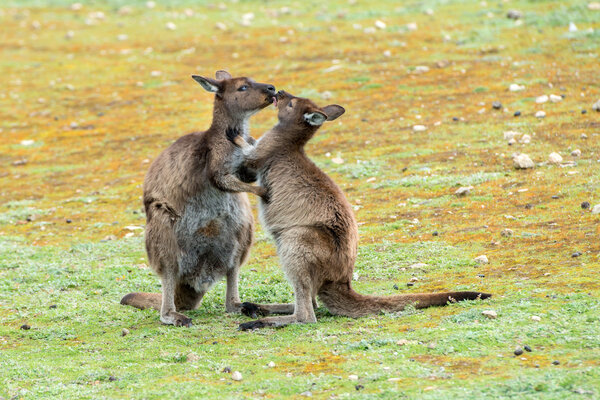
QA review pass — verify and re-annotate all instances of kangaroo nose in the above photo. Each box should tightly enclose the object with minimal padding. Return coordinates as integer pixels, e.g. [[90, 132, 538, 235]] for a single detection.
[[266, 85, 276, 95]]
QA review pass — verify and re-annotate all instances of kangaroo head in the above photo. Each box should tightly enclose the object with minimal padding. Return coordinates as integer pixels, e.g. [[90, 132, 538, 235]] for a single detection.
[[273, 90, 345, 143], [191, 70, 276, 120]]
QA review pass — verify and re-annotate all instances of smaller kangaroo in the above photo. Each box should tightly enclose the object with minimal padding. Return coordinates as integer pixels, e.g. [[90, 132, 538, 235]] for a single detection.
[[228, 90, 491, 330]]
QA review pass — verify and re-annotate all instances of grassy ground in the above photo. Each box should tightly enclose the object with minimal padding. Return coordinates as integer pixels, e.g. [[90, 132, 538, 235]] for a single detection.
[[1, 0, 599, 398]]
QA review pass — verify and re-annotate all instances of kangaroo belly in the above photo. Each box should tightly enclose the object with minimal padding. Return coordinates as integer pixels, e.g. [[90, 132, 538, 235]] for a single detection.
[[174, 187, 252, 288]]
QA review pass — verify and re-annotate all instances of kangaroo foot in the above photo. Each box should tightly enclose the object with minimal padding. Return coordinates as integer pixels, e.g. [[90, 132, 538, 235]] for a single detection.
[[160, 311, 193, 327], [241, 302, 271, 318]]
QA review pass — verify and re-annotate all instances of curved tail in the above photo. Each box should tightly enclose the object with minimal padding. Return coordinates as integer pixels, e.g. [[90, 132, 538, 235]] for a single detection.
[[120, 292, 162, 311], [318, 282, 491, 318]]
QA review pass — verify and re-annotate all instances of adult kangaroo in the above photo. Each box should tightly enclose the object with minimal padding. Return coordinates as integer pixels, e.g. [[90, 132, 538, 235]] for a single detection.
[[228, 90, 491, 330], [120, 70, 276, 327]]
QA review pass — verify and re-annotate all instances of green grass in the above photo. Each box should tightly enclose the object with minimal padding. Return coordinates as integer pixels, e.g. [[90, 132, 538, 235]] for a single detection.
[[1, 0, 599, 398]]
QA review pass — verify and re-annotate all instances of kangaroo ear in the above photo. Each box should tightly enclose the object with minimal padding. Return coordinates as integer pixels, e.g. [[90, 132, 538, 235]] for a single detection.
[[191, 75, 222, 93], [304, 111, 328, 126], [322, 105, 345, 121], [215, 70, 232, 80]]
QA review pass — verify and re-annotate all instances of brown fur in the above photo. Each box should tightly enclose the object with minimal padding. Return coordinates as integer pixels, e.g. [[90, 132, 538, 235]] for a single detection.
[[229, 91, 491, 330], [120, 70, 277, 326]]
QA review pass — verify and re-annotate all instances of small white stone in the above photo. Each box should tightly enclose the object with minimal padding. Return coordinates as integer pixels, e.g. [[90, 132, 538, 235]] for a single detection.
[[482, 310, 497, 319], [589, 2, 600, 10], [65, 30, 75, 39], [592, 205, 600, 214], [413, 125, 427, 132], [571, 149, 581, 157], [535, 111, 546, 118], [121, 328, 129, 336], [20, 139, 35, 146], [513, 153, 534, 169], [535, 95, 549, 104], [508, 138, 517, 145], [569, 22, 578, 32], [146, 1, 156, 8], [71, 3, 83, 10], [406, 22, 418, 31], [592, 99, 600, 111], [215, 22, 227, 31], [267, 361, 276, 368], [375, 20, 386, 29], [187, 352, 200, 362], [150, 70, 162, 77], [509, 83, 525, 92], [549, 94, 562, 103], [321, 91, 332, 100], [474, 255, 489, 264], [331, 157, 344, 164], [117, 34, 128, 41], [455, 186, 473, 196], [520, 134, 531, 144], [383, 50, 391, 57], [231, 371, 243, 381], [414, 66, 429, 73], [504, 130, 520, 140], [530, 315, 541, 322], [348, 374, 359, 381], [548, 152, 563, 164], [165, 22, 176, 30], [409, 263, 427, 269]]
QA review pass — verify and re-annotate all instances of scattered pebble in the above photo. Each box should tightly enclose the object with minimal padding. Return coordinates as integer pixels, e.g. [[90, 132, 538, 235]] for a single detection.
[[108, 376, 117, 381], [355, 384, 365, 391], [535, 95, 548, 104], [20, 139, 35, 146], [409, 263, 427, 269], [492, 101, 502, 109], [268, 361, 276, 368], [507, 10, 523, 19], [592, 99, 600, 111], [504, 130, 520, 140], [300, 391, 312, 397], [231, 371, 243, 381], [406, 282, 414, 287], [501, 228, 513, 237], [374, 20, 386, 29], [581, 133, 588, 139], [572, 252, 582, 258], [413, 125, 427, 132], [514, 347, 523, 356], [348, 374, 359, 381], [513, 153, 534, 169], [406, 22, 418, 31], [509, 83, 525, 92], [215, 22, 227, 31], [548, 152, 563, 164], [552, 360, 560, 365], [581, 201, 590, 209], [514, 111, 521, 117], [592, 205, 600, 214], [49, 304, 57, 309], [549, 94, 562, 103], [477, 274, 485, 278], [535, 111, 546, 118], [508, 138, 517, 146], [397, 339, 410, 346], [531, 315, 541, 322], [165, 22, 176, 30], [20, 324, 31, 330], [568, 22, 578, 32], [414, 66, 430, 73], [474, 255, 489, 264], [121, 328, 129, 336], [482, 310, 497, 319], [222, 366, 232, 373], [520, 134, 531, 144], [524, 345, 532, 352], [331, 157, 344, 164], [455, 186, 473, 196], [393, 284, 399, 290], [187, 352, 200, 362], [66, 219, 72, 223]]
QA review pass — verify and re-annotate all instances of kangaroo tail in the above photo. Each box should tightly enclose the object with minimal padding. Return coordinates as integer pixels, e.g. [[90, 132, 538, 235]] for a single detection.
[[120, 292, 162, 311], [318, 282, 491, 318]]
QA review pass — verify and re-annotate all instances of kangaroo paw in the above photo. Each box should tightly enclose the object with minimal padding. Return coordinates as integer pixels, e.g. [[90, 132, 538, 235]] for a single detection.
[[161, 311, 193, 328], [241, 302, 270, 319], [239, 319, 271, 331]]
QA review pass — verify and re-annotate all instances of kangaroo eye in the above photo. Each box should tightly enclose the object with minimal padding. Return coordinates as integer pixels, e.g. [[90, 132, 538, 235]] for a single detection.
[[238, 85, 248, 92], [288, 101, 293, 108]]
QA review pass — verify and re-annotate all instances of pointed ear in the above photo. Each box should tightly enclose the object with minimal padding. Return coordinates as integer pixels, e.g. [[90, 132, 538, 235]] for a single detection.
[[215, 70, 232, 80], [304, 111, 328, 126], [322, 105, 345, 121], [191, 75, 221, 93]]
